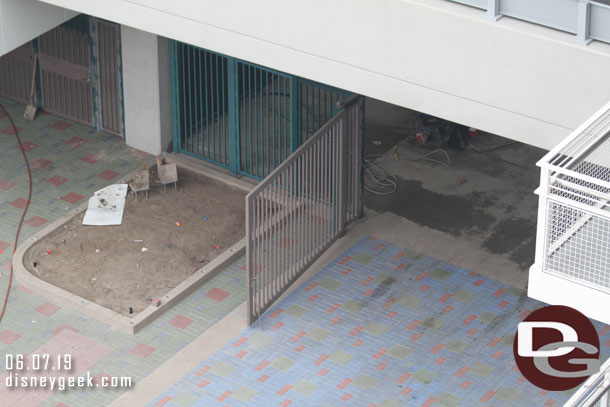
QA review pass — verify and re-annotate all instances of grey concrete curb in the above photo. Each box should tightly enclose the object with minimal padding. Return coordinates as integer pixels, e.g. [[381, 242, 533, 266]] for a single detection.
[[108, 219, 364, 406], [168, 153, 256, 193], [12, 158, 248, 334]]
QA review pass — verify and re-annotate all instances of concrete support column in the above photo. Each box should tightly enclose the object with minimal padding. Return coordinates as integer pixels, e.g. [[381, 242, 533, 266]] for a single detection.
[[121, 26, 172, 155], [486, 0, 501, 21], [576, 0, 592, 45]]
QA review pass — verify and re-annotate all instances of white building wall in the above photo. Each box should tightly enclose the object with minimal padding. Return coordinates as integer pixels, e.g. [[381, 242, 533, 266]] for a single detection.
[[0, 0, 76, 55], [34, 0, 610, 150], [121, 26, 171, 155]]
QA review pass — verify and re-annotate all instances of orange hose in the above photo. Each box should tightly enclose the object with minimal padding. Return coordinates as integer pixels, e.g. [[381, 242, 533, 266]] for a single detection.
[[0, 103, 33, 323]]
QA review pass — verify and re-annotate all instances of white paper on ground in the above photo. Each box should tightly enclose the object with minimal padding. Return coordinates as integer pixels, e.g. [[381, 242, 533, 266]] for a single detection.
[[82, 184, 128, 226]]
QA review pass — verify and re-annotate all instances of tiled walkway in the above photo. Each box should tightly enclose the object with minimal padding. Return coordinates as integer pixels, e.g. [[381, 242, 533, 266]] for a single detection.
[[3, 96, 609, 407], [0, 97, 247, 406], [150, 235, 610, 407], [0, 97, 147, 262]]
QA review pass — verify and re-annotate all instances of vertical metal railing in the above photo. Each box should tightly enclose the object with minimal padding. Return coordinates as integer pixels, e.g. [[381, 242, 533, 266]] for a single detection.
[[96, 20, 122, 136], [0, 41, 35, 104], [563, 357, 610, 407], [299, 79, 350, 141], [38, 17, 94, 126], [246, 97, 363, 325], [170, 42, 352, 180], [237, 61, 293, 179], [534, 101, 610, 293], [173, 43, 231, 169]]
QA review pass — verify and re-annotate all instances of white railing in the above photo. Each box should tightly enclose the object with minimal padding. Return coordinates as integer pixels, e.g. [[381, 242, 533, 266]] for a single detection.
[[448, 0, 610, 45], [528, 100, 610, 325], [536, 100, 610, 293], [564, 358, 610, 407]]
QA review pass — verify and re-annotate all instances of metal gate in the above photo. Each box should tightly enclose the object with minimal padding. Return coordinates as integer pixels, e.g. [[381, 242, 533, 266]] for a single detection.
[[38, 16, 94, 125], [172, 44, 232, 169], [237, 61, 294, 179], [246, 96, 364, 325], [170, 41, 351, 180], [95, 20, 123, 136], [169, 41, 363, 325], [0, 42, 35, 104], [0, 14, 123, 135], [299, 78, 349, 141]]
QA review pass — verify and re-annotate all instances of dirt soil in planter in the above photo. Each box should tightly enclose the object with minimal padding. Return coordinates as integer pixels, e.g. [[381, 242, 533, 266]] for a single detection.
[[24, 167, 246, 316]]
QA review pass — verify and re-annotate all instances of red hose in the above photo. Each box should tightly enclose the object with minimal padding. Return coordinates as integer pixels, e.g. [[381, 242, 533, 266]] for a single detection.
[[0, 103, 33, 324]]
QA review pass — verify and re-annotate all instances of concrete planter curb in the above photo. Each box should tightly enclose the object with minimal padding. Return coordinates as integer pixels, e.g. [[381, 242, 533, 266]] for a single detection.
[[13, 157, 250, 334]]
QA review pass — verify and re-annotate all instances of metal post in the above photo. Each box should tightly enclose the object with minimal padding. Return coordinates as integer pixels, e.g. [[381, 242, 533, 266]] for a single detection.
[[169, 40, 181, 154], [290, 76, 300, 152], [358, 97, 365, 219], [32, 38, 42, 111], [486, 0, 502, 21], [598, 375, 610, 407], [117, 25, 127, 140], [89, 17, 102, 132], [533, 168, 549, 270], [227, 57, 240, 175], [338, 117, 348, 236], [246, 194, 254, 326], [576, 0, 592, 45]]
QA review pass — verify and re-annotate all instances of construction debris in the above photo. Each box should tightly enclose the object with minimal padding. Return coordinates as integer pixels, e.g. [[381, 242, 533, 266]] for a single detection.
[[23, 54, 38, 120], [469, 131, 515, 152], [130, 165, 150, 201], [24, 166, 245, 317], [82, 184, 128, 226], [157, 156, 178, 193]]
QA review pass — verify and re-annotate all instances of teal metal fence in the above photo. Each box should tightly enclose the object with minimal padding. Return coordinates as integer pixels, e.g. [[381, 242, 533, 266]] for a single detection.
[[170, 41, 352, 180], [236, 60, 293, 179], [299, 78, 350, 141], [171, 43, 231, 169]]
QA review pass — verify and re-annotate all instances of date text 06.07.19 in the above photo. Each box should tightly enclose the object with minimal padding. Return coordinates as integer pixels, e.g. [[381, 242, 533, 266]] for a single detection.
[[5, 354, 72, 371]]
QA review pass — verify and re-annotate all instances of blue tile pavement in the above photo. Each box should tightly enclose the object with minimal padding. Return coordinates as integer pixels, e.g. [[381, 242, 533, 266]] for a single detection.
[[148, 235, 610, 407]]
